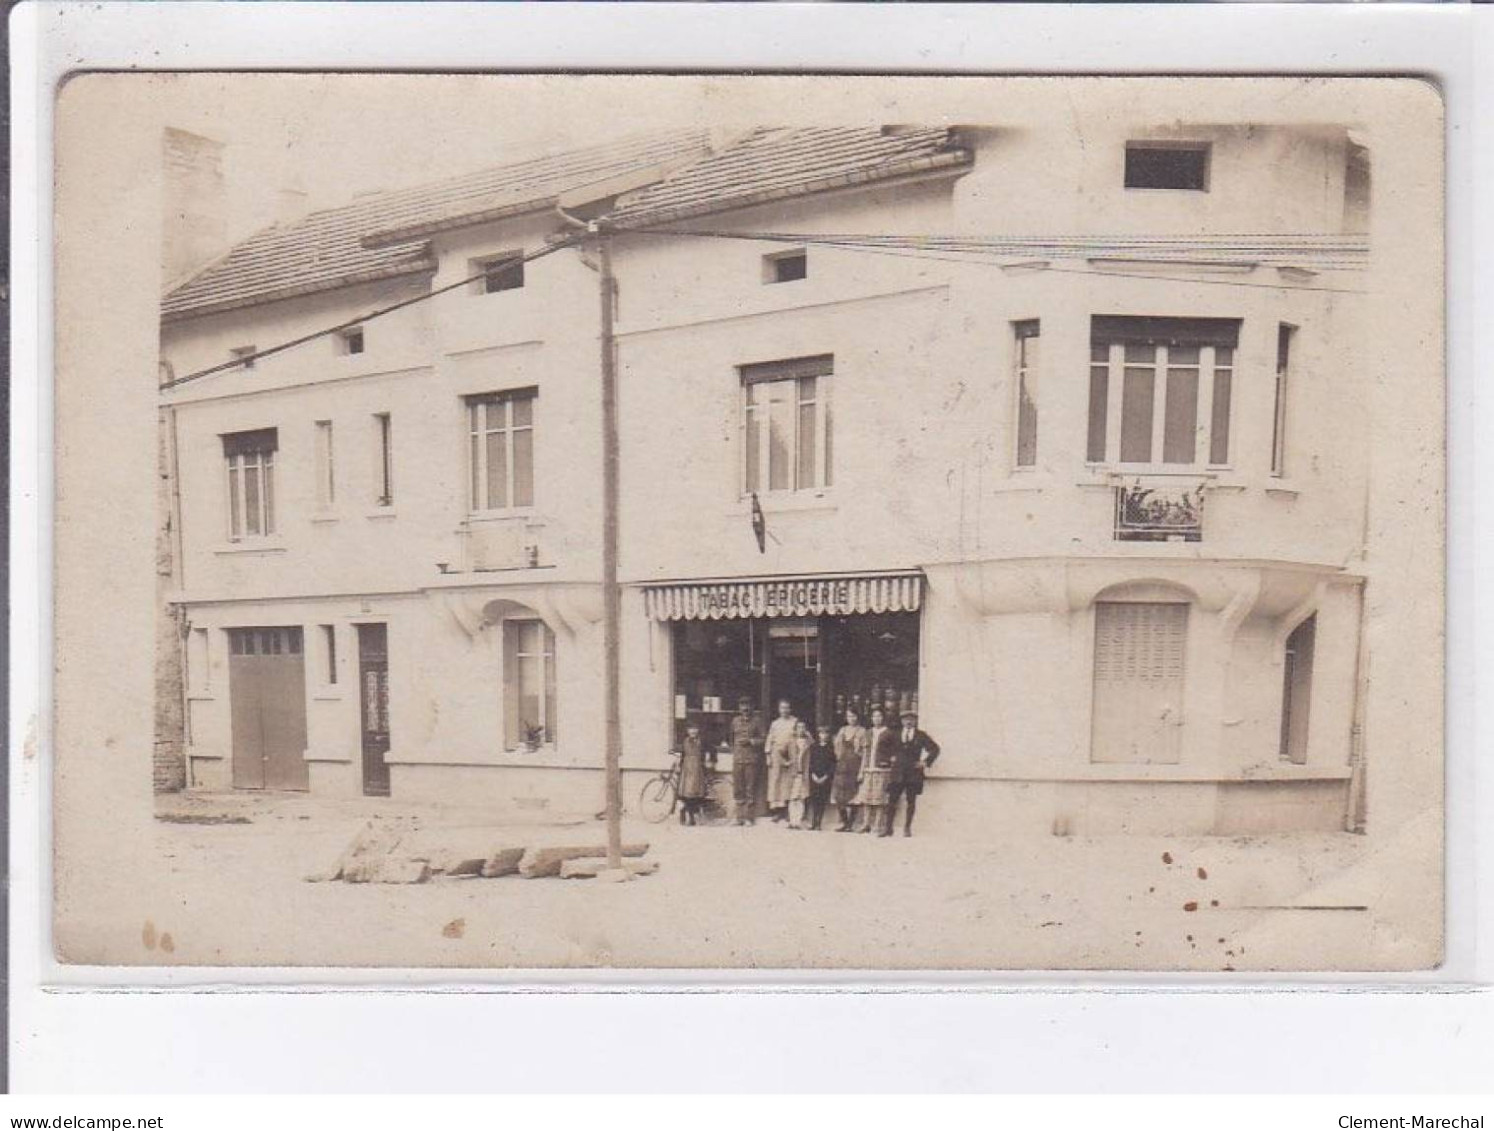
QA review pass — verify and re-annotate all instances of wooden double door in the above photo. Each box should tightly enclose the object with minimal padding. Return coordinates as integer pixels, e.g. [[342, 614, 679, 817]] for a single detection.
[[228, 627, 310, 791]]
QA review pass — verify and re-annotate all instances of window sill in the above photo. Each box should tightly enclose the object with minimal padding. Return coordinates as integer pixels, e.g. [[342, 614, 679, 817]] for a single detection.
[[186, 692, 216, 703], [1079, 468, 1246, 491], [310, 511, 340, 525], [1264, 479, 1302, 498], [365, 507, 399, 520], [462, 510, 544, 527], [732, 490, 836, 515], [994, 472, 1055, 493], [312, 690, 344, 702], [214, 541, 287, 556]]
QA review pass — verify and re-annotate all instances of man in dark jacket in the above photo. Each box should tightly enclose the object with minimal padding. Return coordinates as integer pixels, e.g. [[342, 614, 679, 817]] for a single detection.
[[729, 696, 765, 826], [886, 709, 941, 837]]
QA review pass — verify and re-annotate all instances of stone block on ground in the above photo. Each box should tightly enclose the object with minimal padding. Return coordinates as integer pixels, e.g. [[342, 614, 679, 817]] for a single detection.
[[558, 857, 660, 880], [306, 820, 397, 883], [426, 850, 487, 877], [519, 842, 649, 879], [480, 847, 527, 878], [368, 857, 431, 884]]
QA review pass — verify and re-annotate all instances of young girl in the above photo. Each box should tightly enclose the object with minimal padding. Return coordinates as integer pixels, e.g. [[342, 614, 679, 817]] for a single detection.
[[677, 722, 712, 826], [832, 707, 868, 832], [806, 725, 836, 831], [787, 720, 813, 829]]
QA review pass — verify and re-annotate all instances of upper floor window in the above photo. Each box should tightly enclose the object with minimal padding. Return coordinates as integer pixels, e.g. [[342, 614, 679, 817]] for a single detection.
[[740, 355, 833, 495], [222, 428, 277, 540], [1013, 321, 1041, 468], [1124, 142, 1211, 191], [314, 420, 335, 509], [373, 412, 394, 507], [467, 389, 536, 512], [1087, 317, 1239, 470], [763, 249, 807, 284], [473, 252, 524, 295], [1271, 324, 1296, 477], [338, 327, 365, 355]]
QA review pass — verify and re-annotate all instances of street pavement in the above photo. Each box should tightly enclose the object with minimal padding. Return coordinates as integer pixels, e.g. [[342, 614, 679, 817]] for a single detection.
[[98, 790, 1373, 972]]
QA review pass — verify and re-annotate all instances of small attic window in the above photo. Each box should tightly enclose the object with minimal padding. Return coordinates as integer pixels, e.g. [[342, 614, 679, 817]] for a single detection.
[[763, 249, 807, 284], [338, 327, 365, 355], [1124, 143, 1211, 191], [474, 253, 525, 295], [229, 346, 257, 371]]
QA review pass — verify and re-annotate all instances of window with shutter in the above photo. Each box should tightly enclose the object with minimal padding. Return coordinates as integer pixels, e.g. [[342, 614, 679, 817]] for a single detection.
[[1091, 601, 1188, 764]]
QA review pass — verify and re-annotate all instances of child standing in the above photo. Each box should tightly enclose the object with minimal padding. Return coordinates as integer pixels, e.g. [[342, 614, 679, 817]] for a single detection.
[[806, 725, 836, 831], [787, 719, 813, 828], [678, 722, 713, 826]]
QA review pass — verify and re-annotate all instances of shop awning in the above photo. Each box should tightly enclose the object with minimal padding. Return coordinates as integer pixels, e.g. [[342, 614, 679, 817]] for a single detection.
[[641, 571, 923, 621]]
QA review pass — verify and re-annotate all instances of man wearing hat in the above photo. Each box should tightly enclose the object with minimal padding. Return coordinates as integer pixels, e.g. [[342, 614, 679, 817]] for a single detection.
[[729, 696, 765, 826], [885, 709, 941, 837]]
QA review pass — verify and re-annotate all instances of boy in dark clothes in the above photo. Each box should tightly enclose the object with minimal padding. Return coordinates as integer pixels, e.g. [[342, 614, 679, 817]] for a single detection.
[[806, 725, 836, 831], [678, 722, 713, 826]]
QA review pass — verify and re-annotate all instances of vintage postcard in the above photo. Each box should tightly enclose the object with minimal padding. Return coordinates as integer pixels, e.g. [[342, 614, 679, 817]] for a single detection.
[[50, 73, 1444, 971]]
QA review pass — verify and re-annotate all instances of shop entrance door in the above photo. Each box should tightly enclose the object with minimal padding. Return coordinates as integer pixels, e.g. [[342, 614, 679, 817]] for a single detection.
[[227, 627, 310, 791], [357, 624, 392, 797], [767, 620, 819, 724]]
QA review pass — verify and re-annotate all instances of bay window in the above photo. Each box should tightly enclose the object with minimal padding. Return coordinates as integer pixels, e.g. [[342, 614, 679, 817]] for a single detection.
[[1086, 317, 1240, 471]]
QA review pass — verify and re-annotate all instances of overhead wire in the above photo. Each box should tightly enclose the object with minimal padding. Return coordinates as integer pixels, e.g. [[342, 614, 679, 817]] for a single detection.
[[621, 225, 1370, 294], [163, 234, 586, 390], [162, 222, 1368, 389]]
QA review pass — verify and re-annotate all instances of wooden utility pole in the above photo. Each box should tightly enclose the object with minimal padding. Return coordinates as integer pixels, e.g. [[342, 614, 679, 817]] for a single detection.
[[596, 224, 625, 874]]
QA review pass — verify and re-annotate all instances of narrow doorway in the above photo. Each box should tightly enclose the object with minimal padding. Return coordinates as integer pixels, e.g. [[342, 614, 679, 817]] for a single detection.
[[1280, 615, 1316, 764], [357, 623, 392, 797]]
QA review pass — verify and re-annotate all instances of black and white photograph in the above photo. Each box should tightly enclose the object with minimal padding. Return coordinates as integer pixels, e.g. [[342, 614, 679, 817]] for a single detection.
[[50, 72, 1443, 972]]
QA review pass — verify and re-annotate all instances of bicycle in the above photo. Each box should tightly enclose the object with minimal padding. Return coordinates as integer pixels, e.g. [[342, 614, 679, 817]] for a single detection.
[[637, 750, 683, 823]]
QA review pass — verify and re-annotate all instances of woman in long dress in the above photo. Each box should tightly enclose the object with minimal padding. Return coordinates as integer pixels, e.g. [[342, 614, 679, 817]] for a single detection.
[[764, 700, 798, 823], [855, 706, 896, 834], [831, 707, 868, 832]]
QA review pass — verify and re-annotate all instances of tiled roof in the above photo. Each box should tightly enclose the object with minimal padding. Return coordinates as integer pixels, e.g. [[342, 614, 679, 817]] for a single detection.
[[608, 126, 973, 229], [162, 130, 710, 322]]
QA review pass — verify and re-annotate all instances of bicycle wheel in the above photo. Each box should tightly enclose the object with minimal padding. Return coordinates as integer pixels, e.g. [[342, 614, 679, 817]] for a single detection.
[[637, 775, 677, 823]]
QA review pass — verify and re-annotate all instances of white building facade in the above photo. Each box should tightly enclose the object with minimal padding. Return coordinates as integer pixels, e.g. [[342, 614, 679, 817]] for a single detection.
[[159, 110, 1375, 835]]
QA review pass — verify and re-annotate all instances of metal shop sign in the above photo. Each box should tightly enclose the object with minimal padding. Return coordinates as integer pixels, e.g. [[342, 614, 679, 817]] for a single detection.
[[642, 573, 923, 621]]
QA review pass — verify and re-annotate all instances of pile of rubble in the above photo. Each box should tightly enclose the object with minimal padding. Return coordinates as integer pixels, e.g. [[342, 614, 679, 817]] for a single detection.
[[306, 818, 657, 884]]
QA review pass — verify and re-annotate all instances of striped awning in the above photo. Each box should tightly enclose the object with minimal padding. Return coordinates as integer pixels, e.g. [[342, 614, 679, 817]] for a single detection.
[[642, 571, 923, 621]]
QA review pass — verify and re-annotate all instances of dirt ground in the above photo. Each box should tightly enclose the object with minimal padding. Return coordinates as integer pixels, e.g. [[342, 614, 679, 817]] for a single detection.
[[85, 789, 1376, 972]]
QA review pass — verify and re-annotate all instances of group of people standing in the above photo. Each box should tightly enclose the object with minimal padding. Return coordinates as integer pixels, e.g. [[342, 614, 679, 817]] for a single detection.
[[676, 696, 942, 837]]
